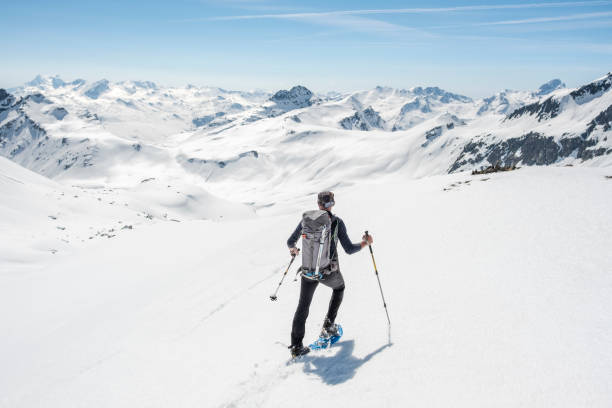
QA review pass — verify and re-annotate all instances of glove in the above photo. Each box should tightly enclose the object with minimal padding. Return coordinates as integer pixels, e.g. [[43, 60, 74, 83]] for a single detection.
[[361, 233, 373, 247]]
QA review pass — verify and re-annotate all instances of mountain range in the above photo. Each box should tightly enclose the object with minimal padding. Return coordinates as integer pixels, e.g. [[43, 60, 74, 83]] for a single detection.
[[1, 73, 611, 202]]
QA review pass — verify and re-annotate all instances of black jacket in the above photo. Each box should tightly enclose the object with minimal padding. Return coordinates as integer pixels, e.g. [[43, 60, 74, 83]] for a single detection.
[[287, 212, 361, 260]]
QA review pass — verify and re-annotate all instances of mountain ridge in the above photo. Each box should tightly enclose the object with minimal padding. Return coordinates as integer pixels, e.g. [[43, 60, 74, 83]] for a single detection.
[[1, 72, 610, 201]]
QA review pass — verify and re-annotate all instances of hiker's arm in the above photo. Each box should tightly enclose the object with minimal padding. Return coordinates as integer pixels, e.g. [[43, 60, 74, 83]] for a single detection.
[[337, 219, 363, 254], [287, 221, 302, 250]]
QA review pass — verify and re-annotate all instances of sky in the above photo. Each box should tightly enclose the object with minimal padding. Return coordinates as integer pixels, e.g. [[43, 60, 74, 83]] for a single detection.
[[2, 0, 612, 97]]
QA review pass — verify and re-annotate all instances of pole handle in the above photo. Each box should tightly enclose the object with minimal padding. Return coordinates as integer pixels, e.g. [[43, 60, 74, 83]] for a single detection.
[[364, 230, 373, 254]]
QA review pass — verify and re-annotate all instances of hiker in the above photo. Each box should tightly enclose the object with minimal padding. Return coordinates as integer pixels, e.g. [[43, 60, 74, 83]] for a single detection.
[[287, 191, 373, 357]]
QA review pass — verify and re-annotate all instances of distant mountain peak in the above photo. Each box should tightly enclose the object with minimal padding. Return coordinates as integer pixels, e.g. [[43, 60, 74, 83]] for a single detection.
[[122, 80, 158, 90], [25, 74, 67, 89], [409, 86, 472, 103], [340, 106, 385, 131], [536, 79, 565, 96], [26, 75, 46, 87], [84, 79, 110, 99], [269, 85, 313, 105]]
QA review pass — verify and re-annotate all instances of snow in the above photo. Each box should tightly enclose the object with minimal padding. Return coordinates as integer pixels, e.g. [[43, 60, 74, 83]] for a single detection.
[[0, 156, 253, 269], [1, 163, 611, 407], [1, 73, 612, 407]]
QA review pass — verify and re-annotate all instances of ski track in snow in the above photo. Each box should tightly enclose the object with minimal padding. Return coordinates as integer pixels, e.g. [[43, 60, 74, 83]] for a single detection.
[[180, 268, 283, 339], [223, 340, 394, 407]]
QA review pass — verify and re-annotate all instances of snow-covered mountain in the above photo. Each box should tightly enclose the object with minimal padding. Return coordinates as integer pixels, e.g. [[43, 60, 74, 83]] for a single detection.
[[8, 76, 270, 143], [1, 72, 611, 200], [451, 73, 611, 171]]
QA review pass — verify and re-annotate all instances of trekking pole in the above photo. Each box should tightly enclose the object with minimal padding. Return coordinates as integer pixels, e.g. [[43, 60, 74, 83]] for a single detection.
[[365, 231, 391, 327], [270, 251, 299, 301]]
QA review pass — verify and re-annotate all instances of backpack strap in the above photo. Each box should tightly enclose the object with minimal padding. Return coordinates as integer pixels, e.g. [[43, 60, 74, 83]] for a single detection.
[[330, 215, 339, 261], [313, 225, 328, 279]]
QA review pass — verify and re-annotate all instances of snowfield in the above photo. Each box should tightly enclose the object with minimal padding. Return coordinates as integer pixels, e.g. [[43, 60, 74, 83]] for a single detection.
[[1, 162, 611, 407]]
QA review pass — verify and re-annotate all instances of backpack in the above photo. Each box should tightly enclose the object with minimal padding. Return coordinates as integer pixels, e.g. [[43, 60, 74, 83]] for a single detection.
[[300, 210, 332, 279]]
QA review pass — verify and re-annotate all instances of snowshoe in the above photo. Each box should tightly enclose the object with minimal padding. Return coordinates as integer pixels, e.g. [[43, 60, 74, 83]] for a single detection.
[[309, 324, 343, 350]]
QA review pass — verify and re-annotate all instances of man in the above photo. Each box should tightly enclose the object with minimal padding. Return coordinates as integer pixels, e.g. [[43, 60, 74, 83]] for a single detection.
[[287, 191, 373, 358]]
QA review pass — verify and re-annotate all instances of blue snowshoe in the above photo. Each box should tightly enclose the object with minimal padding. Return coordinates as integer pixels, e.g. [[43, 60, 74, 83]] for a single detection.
[[309, 323, 343, 350]]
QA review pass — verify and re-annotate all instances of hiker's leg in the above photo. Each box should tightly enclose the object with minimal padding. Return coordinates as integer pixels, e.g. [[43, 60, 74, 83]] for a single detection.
[[291, 277, 318, 346], [321, 271, 345, 324]]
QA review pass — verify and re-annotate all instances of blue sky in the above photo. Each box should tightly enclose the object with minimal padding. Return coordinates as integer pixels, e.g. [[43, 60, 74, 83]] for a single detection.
[[2, 0, 612, 96]]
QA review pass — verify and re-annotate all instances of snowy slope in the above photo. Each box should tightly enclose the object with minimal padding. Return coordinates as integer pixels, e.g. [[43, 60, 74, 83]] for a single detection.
[[0, 166, 610, 407], [449, 73, 612, 171], [0, 155, 254, 270]]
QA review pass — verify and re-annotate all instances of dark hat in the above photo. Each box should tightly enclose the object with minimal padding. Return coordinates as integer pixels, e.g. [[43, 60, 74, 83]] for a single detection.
[[317, 191, 335, 208]]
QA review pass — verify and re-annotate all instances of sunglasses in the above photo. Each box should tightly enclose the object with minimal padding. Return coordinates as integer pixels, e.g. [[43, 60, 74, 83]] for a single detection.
[[323, 200, 335, 208]]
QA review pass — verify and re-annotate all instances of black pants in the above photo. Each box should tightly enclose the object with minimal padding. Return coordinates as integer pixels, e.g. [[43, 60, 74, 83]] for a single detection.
[[291, 271, 345, 347]]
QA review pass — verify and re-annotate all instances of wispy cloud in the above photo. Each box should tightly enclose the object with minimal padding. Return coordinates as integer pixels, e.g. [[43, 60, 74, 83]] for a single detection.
[[477, 10, 612, 25], [176, 2, 438, 38], [304, 14, 431, 37], [502, 18, 612, 31], [179, 1, 612, 48], [200, 1, 612, 21]]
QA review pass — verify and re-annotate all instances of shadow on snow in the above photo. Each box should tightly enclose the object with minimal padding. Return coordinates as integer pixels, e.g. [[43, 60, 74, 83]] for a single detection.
[[301, 340, 392, 385]]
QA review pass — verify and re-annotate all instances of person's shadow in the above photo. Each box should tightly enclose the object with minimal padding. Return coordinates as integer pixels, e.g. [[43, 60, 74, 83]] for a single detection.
[[300, 340, 392, 385]]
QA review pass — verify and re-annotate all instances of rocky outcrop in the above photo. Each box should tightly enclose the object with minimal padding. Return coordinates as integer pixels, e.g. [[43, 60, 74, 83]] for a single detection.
[[505, 97, 561, 121], [582, 105, 612, 138], [340, 107, 385, 131], [570, 73, 611, 104], [422, 126, 443, 146], [421, 117, 465, 147], [269, 86, 313, 108], [257, 86, 315, 119], [449, 132, 609, 172]]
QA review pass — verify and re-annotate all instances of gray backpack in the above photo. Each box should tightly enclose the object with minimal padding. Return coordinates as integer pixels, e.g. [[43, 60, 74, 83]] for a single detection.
[[300, 210, 332, 279]]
